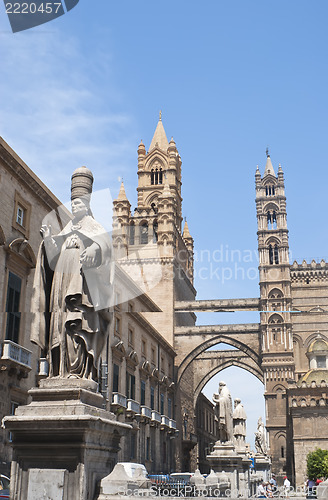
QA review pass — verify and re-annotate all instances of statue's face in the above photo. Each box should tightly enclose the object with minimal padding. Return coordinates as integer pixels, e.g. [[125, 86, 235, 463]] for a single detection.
[[71, 198, 89, 219]]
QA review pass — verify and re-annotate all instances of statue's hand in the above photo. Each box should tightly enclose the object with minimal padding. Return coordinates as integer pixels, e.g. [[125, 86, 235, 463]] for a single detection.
[[40, 225, 52, 239], [80, 243, 99, 268]]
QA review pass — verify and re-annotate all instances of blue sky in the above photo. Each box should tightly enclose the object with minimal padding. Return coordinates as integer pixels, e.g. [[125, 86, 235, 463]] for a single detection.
[[1, 0, 328, 448]]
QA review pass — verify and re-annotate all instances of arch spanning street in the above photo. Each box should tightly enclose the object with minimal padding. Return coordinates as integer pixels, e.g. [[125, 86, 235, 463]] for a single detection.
[[192, 349, 264, 405], [175, 322, 261, 383]]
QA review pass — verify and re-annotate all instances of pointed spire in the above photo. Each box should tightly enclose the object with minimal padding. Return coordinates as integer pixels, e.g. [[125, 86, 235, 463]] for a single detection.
[[264, 150, 275, 177], [117, 181, 128, 201], [149, 113, 169, 152], [183, 220, 192, 239]]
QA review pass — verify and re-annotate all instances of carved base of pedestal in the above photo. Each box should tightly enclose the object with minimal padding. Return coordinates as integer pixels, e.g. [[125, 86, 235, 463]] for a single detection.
[[4, 383, 131, 500], [206, 441, 252, 497]]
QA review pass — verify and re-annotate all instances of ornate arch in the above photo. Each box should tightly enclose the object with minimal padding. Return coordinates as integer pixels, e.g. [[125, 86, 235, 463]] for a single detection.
[[268, 287, 283, 298], [263, 202, 279, 213], [268, 313, 283, 324], [272, 383, 286, 392], [145, 151, 167, 169], [177, 334, 261, 383], [145, 193, 160, 207], [193, 359, 264, 406], [265, 236, 280, 246], [304, 332, 328, 349]]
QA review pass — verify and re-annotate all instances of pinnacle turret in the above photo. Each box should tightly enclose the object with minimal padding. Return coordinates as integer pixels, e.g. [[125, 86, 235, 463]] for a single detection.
[[149, 114, 169, 152], [117, 181, 129, 201]]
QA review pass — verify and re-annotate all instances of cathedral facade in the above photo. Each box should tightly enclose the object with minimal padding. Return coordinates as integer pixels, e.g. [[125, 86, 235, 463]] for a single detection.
[[0, 118, 327, 486]]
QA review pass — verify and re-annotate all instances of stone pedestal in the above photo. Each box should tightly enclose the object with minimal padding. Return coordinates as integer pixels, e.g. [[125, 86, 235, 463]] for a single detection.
[[4, 379, 131, 500], [206, 441, 251, 498], [253, 453, 271, 482]]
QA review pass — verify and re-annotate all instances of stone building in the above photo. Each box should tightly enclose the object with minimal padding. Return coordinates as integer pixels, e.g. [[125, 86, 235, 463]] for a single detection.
[[110, 115, 198, 472], [195, 393, 217, 473], [1, 119, 328, 486], [106, 265, 178, 473], [255, 153, 328, 485], [0, 137, 61, 474]]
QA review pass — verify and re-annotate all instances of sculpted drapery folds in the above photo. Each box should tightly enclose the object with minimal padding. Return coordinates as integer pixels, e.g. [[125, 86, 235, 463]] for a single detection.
[[233, 398, 247, 448], [31, 167, 113, 382], [255, 416, 268, 455], [213, 381, 233, 443]]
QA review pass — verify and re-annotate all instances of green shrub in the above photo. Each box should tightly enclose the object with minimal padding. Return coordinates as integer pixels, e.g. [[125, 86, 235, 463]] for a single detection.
[[307, 448, 328, 480]]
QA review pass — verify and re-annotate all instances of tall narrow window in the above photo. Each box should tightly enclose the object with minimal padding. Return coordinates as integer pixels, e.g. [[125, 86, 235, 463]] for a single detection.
[[168, 398, 172, 419], [266, 185, 275, 196], [160, 393, 165, 415], [154, 169, 158, 185], [274, 244, 279, 264], [140, 223, 148, 245], [151, 170, 155, 185], [159, 168, 163, 184], [16, 206, 25, 226], [126, 372, 135, 400], [113, 364, 119, 393], [129, 222, 135, 245], [153, 221, 158, 242], [269, 245, 273, 265], [6, 272, 22, 344], [150, 386, 155, 410], [141, 380, 146, 405]]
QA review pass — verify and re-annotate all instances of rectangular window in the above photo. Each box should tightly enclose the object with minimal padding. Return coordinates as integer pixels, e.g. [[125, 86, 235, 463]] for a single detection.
[[317, 356, 326, 369], [161, 356, 165, 374], [13, 192, 31, 237], [141, 339, 146, 355], [115, 317, 121, 336], [168, 398, 172, 419], [150, 386, 155, 410], [160, 393, 164, 415], [151, 347, 156, 365], [113, 364, 119, 393], [128, 328, 134, 347], [6, 272, 22, 344], [126, 372, 135, 400], [16, 206, 24, 226], [140, 380, 146, 406]]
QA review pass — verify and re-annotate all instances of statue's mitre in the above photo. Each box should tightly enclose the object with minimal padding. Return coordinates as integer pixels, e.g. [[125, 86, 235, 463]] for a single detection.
[[71, 166, 94, 200]]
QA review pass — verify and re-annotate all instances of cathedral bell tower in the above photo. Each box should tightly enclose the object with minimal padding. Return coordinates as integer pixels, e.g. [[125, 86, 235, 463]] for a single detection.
[[255, 151, 295, 476]]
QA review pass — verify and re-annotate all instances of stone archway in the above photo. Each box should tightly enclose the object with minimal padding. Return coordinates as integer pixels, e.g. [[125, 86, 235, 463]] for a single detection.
[[193, 349, 264, 406], [175, 325, 261, 383]]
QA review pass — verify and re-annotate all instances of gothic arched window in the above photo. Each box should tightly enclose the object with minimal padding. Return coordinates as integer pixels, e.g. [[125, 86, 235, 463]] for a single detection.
[[267, 211, 277, 229], [140, 223, 148, 245], [269, 243, 279, 264], [129, 222, 135, 245], [269, 244, 273, 265], [151, 167, 163, 185], [265, 185, 275, 196], [153, 220, 158, 243], [274, 244, 279, 264]]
